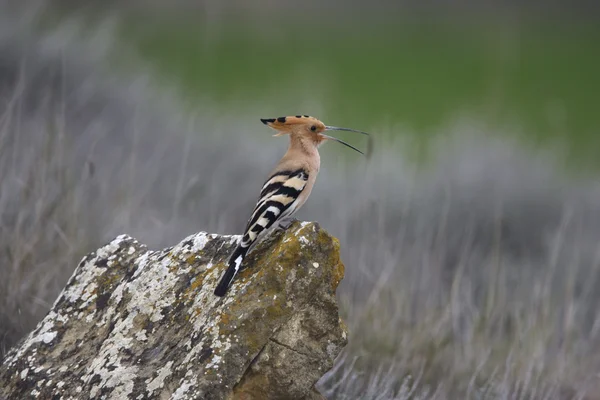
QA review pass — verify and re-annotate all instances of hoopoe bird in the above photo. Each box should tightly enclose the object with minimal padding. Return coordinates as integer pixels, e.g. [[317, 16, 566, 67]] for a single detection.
[[213, 115, 370, 297]]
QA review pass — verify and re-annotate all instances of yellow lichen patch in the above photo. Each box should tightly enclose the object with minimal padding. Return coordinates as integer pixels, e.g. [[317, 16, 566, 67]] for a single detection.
[[219, 311, 232, 328], [265, 302, 286, 321], [94, 267, 125, 300], [329, 247, 345, 291], [237, 266, 258, 282], [167, 265, 215, 321], [229, 222, 346, 304], [192, 307, 202, 318], [232, 372, 270, 400], [339, 318, 349, 340], [331, 260, 345, 291], [185, 255, 197, 265], [182, 274, 207, 302], [244, 323, 269, 355], [210, 262, 227, 278], [314, 228, 345, 292]]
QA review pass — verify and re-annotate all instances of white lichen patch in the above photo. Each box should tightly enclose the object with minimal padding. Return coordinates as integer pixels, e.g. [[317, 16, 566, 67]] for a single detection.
[[326, 342, 339, 360], [5, 312, 60, 365], [275, 315, 304, 350], [146, 361, 174, 394], [54, 313, 67, 324], [292, 222, 315, 248], [135, 330, 148, 341], [77, 282, 98, 309], [178, 265, 237, 373], [206, 354, 222, 370], [80, 231, 234, 397], [105, 272, 132, 310], [63, 235, 135, 308], [172, 379, 195, 400], [41, 331, 57, 344], [130, 251, 153, 279], [129, 256, 181, 324], [190, 232, 209, 252], [285, 269, 297, 294], [87, 334, 138, 399]]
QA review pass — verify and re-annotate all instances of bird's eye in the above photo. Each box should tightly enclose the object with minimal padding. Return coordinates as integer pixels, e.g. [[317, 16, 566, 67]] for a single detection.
[[310, 125, 317, 132]]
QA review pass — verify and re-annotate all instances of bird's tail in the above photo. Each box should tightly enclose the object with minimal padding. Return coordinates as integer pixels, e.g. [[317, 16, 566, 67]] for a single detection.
[[214, 245, 249, 297]]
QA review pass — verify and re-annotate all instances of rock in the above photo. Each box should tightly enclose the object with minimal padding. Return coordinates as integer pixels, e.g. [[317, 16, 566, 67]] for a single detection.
[[0, 221, 347, 400]]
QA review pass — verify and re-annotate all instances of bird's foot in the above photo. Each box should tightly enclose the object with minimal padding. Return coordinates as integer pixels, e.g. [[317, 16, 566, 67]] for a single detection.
[[277, 217, 297, 231]]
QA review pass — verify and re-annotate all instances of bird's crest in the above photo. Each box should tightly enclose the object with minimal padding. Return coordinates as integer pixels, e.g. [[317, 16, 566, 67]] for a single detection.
[[260, 114, 372, 156], [260, 115, 321, 136]]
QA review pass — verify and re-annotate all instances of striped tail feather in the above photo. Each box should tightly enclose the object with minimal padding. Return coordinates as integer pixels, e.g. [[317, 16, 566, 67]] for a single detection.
[[213, 244, 249, 297]]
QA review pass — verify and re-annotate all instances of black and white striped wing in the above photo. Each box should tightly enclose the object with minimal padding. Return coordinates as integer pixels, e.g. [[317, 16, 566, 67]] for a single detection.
[[240, 168, 309, 249], [213, 167, 309, 297]]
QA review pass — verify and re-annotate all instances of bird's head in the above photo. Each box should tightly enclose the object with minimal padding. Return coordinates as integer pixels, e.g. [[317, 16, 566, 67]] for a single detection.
[[260, 115, 370, 155]]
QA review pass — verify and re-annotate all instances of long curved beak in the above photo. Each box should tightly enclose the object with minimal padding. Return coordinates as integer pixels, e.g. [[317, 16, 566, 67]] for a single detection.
[[324, 126, 371, 156], [321, 134, 364, 155], [325, 126, 370, 136]]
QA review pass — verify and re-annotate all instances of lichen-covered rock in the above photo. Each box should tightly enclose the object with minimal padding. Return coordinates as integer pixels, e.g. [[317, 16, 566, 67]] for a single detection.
[[0, 221, 347, 400]]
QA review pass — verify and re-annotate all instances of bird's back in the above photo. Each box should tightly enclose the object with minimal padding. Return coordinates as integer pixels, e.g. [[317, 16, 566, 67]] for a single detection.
[[213, 147, 318, 297]]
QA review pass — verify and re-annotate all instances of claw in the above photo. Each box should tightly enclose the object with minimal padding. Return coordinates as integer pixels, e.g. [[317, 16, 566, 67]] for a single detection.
[[278, 217, 297, 231]]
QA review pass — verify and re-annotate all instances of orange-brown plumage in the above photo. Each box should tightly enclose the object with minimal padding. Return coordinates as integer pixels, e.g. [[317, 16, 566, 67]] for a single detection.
[[261, 116, 327, 211]]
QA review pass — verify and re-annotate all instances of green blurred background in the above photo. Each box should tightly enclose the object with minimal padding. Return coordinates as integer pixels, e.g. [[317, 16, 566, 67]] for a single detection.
[[46, 1, 600, 167]]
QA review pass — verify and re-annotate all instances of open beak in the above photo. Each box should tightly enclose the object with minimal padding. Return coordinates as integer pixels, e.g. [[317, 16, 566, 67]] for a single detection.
[[321, 134, 365, 155], [325, 126, 370, 136], [324, 126, 371, 156]]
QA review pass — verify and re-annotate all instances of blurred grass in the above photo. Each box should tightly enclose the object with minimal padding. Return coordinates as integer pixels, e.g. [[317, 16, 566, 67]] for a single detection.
[[4, 5, 600, 398], [116, 14, 600, 166]]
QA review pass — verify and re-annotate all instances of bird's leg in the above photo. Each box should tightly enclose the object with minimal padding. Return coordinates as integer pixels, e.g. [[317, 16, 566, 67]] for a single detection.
[[243, 217, 297, 264], [277, 217, 297, 231]]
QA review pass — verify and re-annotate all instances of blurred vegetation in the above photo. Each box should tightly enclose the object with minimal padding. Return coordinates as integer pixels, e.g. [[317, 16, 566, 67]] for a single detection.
[[114, 12, 600, 167], [3, 2, 600, 398], [39, 4, 600, 167]]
